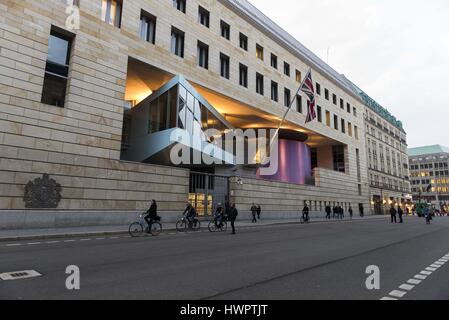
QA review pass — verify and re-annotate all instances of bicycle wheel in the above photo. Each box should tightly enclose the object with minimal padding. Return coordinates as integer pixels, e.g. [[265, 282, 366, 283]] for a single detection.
[[208, 221, 217, 232], [176, 219, 187, 232], [193, 219, 201, 231], [150, 222, 162, 236], [129, 222, 143, 237], [220, 221, 228, 232]]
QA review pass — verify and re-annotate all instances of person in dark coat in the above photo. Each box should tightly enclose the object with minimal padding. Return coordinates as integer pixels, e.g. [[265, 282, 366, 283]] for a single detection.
[[229, 203, 238, 234], [302, 204, 310, 222], [145, 200, 159, 232], [359, 204, 364, 217], [390, 205, 397, 223], [250, 203, 257, 223], [340, 206, 345, 220], [224, 201, 231, 222], [398, 206, 404, 223], [325, 205, 331, 220], [332, 206, 337, 219], [256, 205, 261, 220], [348, 205, 353, 220]]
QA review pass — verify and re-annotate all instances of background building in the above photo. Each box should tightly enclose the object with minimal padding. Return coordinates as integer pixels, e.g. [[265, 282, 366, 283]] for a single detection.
[[409, 145, 449, 211], [0, 0, 403, 228]]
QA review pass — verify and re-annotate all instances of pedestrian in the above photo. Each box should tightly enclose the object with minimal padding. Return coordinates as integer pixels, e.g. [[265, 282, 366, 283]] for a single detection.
[[325, 204, 331, 220], [424, 206, 431, 225], [359, 204, 364, 217], [332, 206, 337, 219], [340, 206, 345, 220], [250, 203, 257, 223], [390, 205, 397, 223], [230, 203, 238, 234], [224, 201, 231, 222], [349, 205, 353, 220], [256, 204, 261, 220], [398, 206, 404, 224], [302, 203, 310, 222]]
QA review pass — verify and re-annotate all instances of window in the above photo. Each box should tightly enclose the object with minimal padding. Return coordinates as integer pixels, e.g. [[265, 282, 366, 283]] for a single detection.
[[325, 89, 329, 100], [139, 10, 156, 44], [333, 145, 346, 173], [173, 0, 186, 13], [239, 33, 248, 51], [271, 81, 278, 102], [332, 94, 337, 105], [284, 62, 290, 76], [220, 20, 230, 40], [101, 0, 122, 28], [220, 53, 230, 79], [256, 73, 264, 95], [171, 27, 184, 57], [353, 107, 357, 117], [341, 119, 346, 133], [340, 98, 344, 109], [316, 83, 321, 95], [197, 41, 209, 69], [296, 70, 302, 83], [325, 110, 331, 127], [239, 64, 248, 88], [348, 122, 353, 137], [317, 106, 322, 122], [270, 54, 278, 69], [347, 102, 351, 113], [334, 115, 339, 130], [198, 6, 210, 28], [296, 95, 302, 113], [256, 44, 264, 61], [284, 88, 291, 107], [41, 28, 73, 108]]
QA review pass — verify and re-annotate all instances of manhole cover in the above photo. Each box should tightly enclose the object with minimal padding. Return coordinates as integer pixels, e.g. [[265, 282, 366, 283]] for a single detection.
[[0, 270, 42, 280]]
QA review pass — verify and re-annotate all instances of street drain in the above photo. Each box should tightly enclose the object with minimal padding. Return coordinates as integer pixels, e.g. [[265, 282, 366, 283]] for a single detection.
[[0, 270, 42, 280]]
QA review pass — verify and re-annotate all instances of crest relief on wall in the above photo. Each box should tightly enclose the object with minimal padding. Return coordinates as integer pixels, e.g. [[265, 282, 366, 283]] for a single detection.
[[23, 174, 62, 209]]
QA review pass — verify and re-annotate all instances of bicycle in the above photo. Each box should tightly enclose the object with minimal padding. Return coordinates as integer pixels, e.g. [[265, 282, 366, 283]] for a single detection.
[[176, 214, 201, 232], [129, 213, 162, 237], [208, 218, 228, 232]]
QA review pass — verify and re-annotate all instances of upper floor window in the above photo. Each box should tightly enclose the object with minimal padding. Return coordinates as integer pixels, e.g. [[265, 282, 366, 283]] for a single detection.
[[139, 10, 156, 44], [41, 27, 74, 108], [256, 44, 264, 61], [353, 107, 357, 117], [256, 73, 264, 95], [220, 20, 230, 40], [220, 53, 230, 79], [239, 63, 248, 88], [334, 114, 339, 130], [284, 88, 291, 107], [197, 41, 209, 69], [101, 0, 122, 28], [340, 98, 344, 109], [296, 70, 302, 83], [325, 88, 329, 100], [271, 81, 278, 102], [296, 95, 302, 113], [332, 94, 337, 105], [173, 0, 186, 13], [239, 33, 248, 51], [316, 83, 321, 95], [270, 54, 278, 69], [317, 106, 322, 123], [284, 62, 290, 77], [347, 102, 351, 113], [198, 6, 210, 28], [171, 27, 184, 58]]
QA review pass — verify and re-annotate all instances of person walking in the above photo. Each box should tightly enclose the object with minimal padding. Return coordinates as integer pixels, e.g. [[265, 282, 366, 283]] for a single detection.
[[332, 206, 337, 219], [256, 204, 261, 220], [390, 205, 397, 223], [325, 204, 331, 220], [340, 206, 345, 220], [398, 206, 404, 224], [359, 204, 364, 217], [424, 206, 431, 225], [348, 205, 353, 220], [302, 203, 310, 222], [250, 203, 257, 223], [229, 203, 238, 234]]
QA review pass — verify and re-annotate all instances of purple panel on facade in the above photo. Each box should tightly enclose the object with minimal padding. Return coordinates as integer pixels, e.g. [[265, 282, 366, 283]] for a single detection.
[[257, 139, 312, 185]]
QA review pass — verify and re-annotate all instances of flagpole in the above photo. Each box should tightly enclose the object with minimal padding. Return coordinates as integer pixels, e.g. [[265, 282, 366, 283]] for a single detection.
[[260, 68, 312, 165]]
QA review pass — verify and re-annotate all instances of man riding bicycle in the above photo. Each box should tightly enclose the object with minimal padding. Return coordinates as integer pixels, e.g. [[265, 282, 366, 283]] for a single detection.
[[183, 202, 197, 227], [214, 203, 224, 228], [144, 200, 160, 232]]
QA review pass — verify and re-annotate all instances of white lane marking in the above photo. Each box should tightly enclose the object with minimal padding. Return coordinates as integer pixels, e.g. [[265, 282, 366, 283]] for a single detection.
[[80, 239, 91, 241], [95, 238, 105, 240], [420, 270, 432, 275], [27, 242, 41, 245], [414, 274, 427, 280], [425, 267, 437, 272], [434, 261, 445, 265], [407, 279, 422, 285], [63, 240, 76, 243], [109, 237, 120, 239], [430, 264, 441, 268], [6, 243, 22, 247], [45, 241, 60, 244], [399, 284, 415, 291], [381, 297, 398, 300], [389, 290, 407, 298]]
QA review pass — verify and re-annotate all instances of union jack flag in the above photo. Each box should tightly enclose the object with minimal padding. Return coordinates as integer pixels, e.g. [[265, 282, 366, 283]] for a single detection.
[[300, 69, 317, 123]]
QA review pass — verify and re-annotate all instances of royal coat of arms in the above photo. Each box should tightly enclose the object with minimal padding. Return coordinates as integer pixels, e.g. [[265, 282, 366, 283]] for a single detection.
[[24, 174, 62, 208]]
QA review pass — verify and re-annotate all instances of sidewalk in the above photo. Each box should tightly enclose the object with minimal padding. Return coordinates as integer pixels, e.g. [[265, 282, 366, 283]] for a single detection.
[[0, 215, 387, 242]]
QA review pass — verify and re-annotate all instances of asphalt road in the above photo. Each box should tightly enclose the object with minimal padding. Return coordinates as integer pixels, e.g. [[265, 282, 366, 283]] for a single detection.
[[1, 216, 449, 300]]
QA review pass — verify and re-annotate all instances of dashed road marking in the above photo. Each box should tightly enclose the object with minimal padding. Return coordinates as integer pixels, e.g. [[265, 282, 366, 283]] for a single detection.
[[380, 297, 398, 300], [399, 284, 415, 291], [6, 243, 22, 247], [430, 264, 441, 268], [425, 267, 437, 272], [27, 242, 41, 245], [414, 274, 427, 280], [389, 290, 407, 298], [420, 270, 432, 275], [407, 279, 422, 285]]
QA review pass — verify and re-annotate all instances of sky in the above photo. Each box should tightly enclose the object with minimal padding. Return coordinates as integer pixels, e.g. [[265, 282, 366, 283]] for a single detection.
[[251, 0, 449, 148]]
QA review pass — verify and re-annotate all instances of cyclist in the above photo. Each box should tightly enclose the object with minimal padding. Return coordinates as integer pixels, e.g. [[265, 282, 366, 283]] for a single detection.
[[183, 202, 197, 227], [144, 200, 160, 232], [214, 203, 224, 228], [302, 204, 310, 223]]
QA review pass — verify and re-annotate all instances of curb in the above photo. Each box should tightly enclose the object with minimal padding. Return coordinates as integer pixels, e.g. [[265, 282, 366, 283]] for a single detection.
[[0, 216, 388, 242]]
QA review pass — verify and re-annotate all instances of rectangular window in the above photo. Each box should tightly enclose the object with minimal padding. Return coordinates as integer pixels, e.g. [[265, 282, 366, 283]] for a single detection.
[[334, 115, 339, 130], [348, 122, 353, 137], [316, 83, 321, 95], [332, 94, 337, 105], [353, 107, 357, 117], [284, 62, 290, 76], [347, 102, 351, 113], [220, 53, 230, 79], [220, 20, 230, 40], [325, 110, 331, 127], [101, 0, 122, 28], [197, 41, 209, 69], [41, 28, 73, 108], [296, 95, 302, 113], [173, 0, 186, 13], [284, 88, 291, 107], [171, 27, 184, 57], [271, 81, 278, 102], [198, 6, 210, 28], [333, 145, 346, 173], [325, 89, 329, 100], [270, 54, 278, 69], [239, 64, 248, 88], [256, 73, 264, 96], [341, 119, 346, 133], [239, 33, 248, 51], [256, 44, 264, 61], [296, 70, 302, 83], [317, 106, 322, 123], [340, 98, 344, 109], [139, 10, 156, 44]]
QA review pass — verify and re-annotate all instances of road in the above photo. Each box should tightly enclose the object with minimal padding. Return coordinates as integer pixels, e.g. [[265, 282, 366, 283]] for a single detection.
[[1, 216, 449, 300]]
